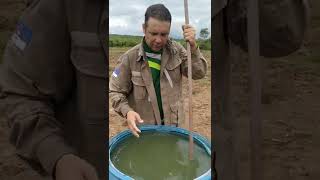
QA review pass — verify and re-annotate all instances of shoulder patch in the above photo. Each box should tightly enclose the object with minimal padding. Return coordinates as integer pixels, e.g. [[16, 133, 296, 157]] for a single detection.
[[11, 21, 32, 51], [112, 67, 120, 78]]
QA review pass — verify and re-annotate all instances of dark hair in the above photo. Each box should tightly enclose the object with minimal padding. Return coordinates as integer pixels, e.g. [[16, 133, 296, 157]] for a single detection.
[[144, 4, 171, 26]]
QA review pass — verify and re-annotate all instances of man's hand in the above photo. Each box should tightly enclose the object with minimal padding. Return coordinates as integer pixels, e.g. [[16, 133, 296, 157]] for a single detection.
[[55, 154, 98, 180], [182, 24, 197, 53], [126, 110, 144, 138]]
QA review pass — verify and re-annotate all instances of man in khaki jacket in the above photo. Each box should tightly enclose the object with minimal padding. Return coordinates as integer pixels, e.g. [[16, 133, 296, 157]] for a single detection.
[[109, 4, 207, 137], [0, 0, 107, 179]]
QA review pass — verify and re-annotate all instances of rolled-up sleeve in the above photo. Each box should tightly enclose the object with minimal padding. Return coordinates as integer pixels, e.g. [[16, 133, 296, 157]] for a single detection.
[[178, 43, 208, 80]]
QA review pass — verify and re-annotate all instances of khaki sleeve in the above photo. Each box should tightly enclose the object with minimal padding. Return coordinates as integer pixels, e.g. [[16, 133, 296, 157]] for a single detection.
[[178, 43, 208, 80], [109, 54, 133, 118], [0, 0, 76, 176]]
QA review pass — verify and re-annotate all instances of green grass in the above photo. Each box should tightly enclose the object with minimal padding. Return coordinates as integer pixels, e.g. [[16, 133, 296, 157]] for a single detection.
[[109, 34, 142, 47], [109, 34, 211, 50]]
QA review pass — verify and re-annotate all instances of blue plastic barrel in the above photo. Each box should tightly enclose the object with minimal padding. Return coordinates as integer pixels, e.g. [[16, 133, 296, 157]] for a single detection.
[[109, 125, 213, 180]]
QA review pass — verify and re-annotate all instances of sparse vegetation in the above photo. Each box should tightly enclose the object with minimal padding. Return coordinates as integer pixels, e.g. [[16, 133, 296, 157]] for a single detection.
[[109, 34, 211, 50]]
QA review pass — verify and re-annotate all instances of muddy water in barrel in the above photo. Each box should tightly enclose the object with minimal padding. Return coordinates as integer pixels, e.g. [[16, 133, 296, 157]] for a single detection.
[[111, 131, 211, 180]]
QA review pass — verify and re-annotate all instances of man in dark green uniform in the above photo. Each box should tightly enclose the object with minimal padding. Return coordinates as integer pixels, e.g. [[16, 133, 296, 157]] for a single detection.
[[0, 0, 107, 179]]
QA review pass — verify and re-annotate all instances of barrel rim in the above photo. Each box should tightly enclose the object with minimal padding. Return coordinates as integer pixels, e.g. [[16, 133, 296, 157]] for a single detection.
[[109, 125, 213, 179]]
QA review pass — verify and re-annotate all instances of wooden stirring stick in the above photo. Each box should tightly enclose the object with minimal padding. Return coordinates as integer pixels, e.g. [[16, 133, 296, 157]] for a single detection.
[[183, 0, 194, 160]]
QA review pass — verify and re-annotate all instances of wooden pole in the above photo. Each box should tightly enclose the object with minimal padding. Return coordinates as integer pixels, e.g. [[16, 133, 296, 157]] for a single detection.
[[247, 0, 262, 179], [183, 0, 194, 160]]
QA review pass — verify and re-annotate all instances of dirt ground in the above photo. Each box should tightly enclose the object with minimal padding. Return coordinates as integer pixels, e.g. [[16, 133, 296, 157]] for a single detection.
[[0, 0, 320, 180], [228, 1, 320, 179]]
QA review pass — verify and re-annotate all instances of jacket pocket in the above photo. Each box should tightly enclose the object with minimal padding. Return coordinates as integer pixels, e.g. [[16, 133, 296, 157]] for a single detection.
[[131, 76, 147, 100], [70, 31, 106, 78], [169, 101, 185, 127], [166, 55, 182, 83], [70, 31, 106, 124], [169, 102, 179, 126]]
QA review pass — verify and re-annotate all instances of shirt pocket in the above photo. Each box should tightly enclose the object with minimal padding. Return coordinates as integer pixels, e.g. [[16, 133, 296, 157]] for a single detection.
[[131, 76, 147, 100], [165, 55, 182, 83], [169, 101, 183, 126], [70, 31, 106, 125]]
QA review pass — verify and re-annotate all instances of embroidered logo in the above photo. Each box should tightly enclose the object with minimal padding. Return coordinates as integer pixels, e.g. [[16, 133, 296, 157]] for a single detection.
[[12, 21, 32, 51], [112, 68, 120, 78]]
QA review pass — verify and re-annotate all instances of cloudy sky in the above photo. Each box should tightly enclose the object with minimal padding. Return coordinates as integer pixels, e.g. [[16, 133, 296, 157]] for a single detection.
[[109, 0, 211, 39]]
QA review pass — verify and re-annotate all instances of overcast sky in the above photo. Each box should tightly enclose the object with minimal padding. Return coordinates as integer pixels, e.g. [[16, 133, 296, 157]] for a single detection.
[[109, 0, 211, 39]]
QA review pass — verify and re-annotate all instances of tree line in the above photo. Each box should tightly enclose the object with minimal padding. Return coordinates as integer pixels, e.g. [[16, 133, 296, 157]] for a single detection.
[[109, 28, 211, 50]]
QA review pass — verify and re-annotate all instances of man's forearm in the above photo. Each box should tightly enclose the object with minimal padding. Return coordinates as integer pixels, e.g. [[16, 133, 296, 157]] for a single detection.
[[0, 94, 76, 176], [109, 91, 133, 118], [185, 47, 208, 79]]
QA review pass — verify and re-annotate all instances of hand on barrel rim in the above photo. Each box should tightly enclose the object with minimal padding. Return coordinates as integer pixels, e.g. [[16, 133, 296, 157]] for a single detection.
[[126, 110, 144, 138]]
